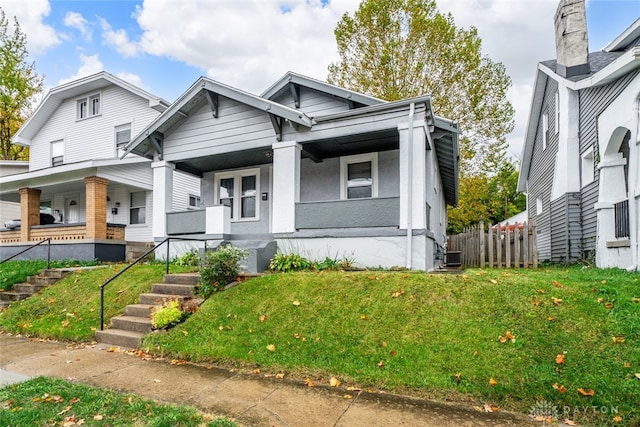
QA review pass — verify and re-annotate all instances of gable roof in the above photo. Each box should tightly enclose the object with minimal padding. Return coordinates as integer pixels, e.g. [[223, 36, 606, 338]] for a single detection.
[[261, 71, 384, 108], [125, 76, 313, 158], [13, 72, 169, 146], [518, 18, 640, 191]]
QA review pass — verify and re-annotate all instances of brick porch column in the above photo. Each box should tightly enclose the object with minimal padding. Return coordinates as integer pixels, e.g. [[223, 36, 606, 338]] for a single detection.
[[19, 187, 41, 242], [85, 176, 109, 239]]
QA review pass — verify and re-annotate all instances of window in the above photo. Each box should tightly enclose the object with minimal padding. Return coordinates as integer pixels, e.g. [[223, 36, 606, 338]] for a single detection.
[[51, 140, 63, 166], [581, 149, 594, 186], [40, 200, 52, 215], [188, 194, 201, 209], [215, 168, 260, 221], [536, 197, 543, 216], [340, 153, 378, 200], [115, 123, 131, 156], [554, 91, 560, 134], [129, 191, 146, 225], [77, 93, 101, 119], [542, 112, 548, 150]]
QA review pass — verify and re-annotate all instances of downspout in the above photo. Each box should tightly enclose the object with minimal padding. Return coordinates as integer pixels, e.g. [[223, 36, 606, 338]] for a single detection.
[[406, 103, 415, 269]]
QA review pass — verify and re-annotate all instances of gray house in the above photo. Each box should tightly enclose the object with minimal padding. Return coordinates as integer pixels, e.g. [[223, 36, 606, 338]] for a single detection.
[[124, 72, 459, 271], [518, 0, 640, 269]]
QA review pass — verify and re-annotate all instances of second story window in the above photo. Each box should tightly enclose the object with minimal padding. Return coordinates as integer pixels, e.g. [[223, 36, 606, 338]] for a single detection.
[[51, 140, 63, 166], [77, 93, 101, 120], [115, 123, 131, 156]]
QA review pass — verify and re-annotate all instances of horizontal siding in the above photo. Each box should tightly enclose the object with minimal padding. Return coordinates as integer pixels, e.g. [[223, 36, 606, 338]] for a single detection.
[[550, 193, 581, 263], [29, 84, 161, 171], [0, 201, 20, 225], [100, 163, 153, 189], [163, 98, 276, 159], [172, 170, 201, 212], [274, 86, 352, 117]]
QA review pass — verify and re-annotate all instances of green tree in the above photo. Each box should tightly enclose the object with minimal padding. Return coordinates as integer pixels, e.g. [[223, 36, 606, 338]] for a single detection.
[[328, 0, 514, 175], [0, 7, 44, 160]]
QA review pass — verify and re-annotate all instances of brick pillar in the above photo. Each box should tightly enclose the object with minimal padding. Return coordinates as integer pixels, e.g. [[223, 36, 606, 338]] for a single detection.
[[19, 187, 41, 242], [85, 176, 109, 239]]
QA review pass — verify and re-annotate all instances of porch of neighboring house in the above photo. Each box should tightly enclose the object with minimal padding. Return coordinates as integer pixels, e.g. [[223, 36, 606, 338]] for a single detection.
[[0, 177, 129, 262]]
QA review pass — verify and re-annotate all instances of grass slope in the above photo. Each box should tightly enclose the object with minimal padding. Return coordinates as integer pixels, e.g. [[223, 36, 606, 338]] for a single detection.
[[144, 268, 640, 426], [0, 259, 98, 291]]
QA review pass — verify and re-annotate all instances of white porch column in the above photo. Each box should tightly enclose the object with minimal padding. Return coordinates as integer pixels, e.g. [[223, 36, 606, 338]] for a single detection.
[[151, 161, 175, 239], [271, 140, 301, 234], [398, 121, 427, 230]]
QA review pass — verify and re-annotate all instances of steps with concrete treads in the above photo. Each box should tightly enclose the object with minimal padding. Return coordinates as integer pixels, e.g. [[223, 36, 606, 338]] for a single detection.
[[95, 273, 199, 349], [0, 269, 72, 310]]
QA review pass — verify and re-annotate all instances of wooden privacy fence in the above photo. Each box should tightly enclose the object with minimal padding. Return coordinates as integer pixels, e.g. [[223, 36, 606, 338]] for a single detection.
[[448, 220, 538, 268]]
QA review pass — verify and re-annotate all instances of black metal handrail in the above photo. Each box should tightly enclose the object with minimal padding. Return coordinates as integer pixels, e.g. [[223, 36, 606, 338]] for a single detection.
[[99, 237, 209, 331], [0, 238, 51, 269]]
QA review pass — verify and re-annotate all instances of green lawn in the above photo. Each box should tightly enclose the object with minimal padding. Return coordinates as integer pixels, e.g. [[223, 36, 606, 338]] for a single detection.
[[0, 377, 237, 426], [0, 259, 99, 291], [2, 265, 638, 426]]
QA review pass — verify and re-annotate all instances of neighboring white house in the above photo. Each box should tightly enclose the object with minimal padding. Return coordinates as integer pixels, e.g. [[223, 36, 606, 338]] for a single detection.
[[0, 72, 200, 261], [124, 72, 459, 271], [518, 0, 640, 269], [0, 160, 29, 227]]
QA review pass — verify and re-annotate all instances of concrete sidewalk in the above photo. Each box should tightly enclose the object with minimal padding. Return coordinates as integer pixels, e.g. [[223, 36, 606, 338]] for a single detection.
[[0, 334, 537, 426]]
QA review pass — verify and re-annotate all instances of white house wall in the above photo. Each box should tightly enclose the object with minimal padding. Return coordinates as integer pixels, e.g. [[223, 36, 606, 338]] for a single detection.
[[0, 201, 20, 225], [172, 170, 201, 212], [163, 98, 275, 161], [29, 84, 161, 171], [100, 163, 153, 189]]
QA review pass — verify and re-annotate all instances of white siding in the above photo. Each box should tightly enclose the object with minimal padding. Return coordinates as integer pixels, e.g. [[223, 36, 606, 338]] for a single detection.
[[29, 85, 161, 171], [0, 201, 20, 225], [101, 163, 153, 189], [163, 98, 276, 160], [274, 87, 352, 117], [172, 171, 201, 212], [123, 190, 153, 242]]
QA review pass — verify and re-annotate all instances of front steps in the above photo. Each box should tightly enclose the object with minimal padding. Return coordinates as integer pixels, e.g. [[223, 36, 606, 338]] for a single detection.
[[0, 269, 72, 310], [95, 273, 199, 349]]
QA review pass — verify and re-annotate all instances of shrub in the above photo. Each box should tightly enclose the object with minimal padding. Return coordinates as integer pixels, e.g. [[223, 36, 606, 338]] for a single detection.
[[151, 299, 184, 329], [312, 254, 357, 271], [198, 244, 248, 298], [173, 250, 200, 267], [269, 253, 311, 272]]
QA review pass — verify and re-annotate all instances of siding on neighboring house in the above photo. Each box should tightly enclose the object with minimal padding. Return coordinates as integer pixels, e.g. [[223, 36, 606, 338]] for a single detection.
[[577, 67, 640, 256], [101, 163, 153, 189], [172, 170, 201, 212], [163, 98, 275, 161], [273, 86, 353, 117], [29, 85, 161, 171], [550, 193, 582, 263], [526, 77, 559, 261]]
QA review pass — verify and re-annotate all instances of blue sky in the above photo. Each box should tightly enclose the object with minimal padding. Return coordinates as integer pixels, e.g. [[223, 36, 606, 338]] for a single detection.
[[2, 0, 639, 158]]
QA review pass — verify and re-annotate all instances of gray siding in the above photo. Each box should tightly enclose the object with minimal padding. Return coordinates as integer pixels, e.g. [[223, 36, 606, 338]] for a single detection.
[[273, 86, 352, 117], [296, 197, 399, 229], [526, 78, 559, 261], [550, 193, 581, 263], [166, 210, 205, 235], [577, 68, 640, 257]]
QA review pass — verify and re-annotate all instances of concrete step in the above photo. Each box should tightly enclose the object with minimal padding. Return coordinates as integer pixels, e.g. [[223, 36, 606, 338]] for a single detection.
[[0, 300, 11, 310], [27, 276, 59, 285], [151, 283, 196, 296], [125, 304, 154, 318], [163, 273, 200, 285], [40, 269, 71, 279], [13, 283, 48, 294], [138, 293, 187, 306], [110, 316, 153, 334], [95, 329, 146, 349], [0, 291, 31, 302]]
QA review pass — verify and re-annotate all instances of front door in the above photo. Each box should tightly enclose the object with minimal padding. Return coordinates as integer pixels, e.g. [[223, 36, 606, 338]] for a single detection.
[[65, 198, 79, 223]]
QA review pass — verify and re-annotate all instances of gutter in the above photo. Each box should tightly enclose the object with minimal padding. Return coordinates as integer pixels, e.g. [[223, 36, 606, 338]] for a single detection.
[[406, 103, 415, 269]]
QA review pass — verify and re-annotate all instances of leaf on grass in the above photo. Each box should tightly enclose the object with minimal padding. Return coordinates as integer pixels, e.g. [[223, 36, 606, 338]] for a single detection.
[[547, 316, 555, 321], [93, 414, 103, 421], [536, 289, 546, 294], [347, 386, 361, 391], [58, 405, 72, 415], [552, 280, 563, 288], [360, 314, 367, 320], [490, 279, 498, 284], [489, 378, 498, 386], [170, 359, 186, 365], [532, 300, 541, 306], [552, 297, 562, 305], [555, 353, 566, 365], [344, 394, 353, 399], [292, 300, 301, 306], [391, 289, 404, 298], [454, 372, 462, 383], [613, 415, 623, 423], [330, 377, 341, 387], [498, 331, 515, 343], [564, 419, 577, 426], [305, 378, 315, 387], [259, 314, 267, 323], [378, 360, 385, 368], [623, 362, 631, 368], [483, 403, 499, 412], [605, 302, 614, 309], [266, 344, 276, 352], [634, 373, 640, 380], [612, 335, 625, 344], [577, 388, 595, 396], [631, 297, 640, 303], [69, 397, 80, 404], [253, 368, 261, 374], [552, 383, 567, 393], [276, 372, 285, 379]]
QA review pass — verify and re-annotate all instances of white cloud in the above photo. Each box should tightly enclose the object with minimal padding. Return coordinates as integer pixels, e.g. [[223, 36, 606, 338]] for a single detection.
[[99, 17, 139, 57], [58, 53, 104, 85], [0, 0, 60, 53], [115, 72, 148, 91], [63, 11, 91, 41]]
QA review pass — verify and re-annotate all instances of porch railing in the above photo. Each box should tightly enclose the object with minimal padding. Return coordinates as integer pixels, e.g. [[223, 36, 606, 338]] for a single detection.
[[295, 197, 400, 229], [0, 223, 126, 244], [99, 237, 209, 331], [0, 238, 51, 268], [614, 200, 630, 239]]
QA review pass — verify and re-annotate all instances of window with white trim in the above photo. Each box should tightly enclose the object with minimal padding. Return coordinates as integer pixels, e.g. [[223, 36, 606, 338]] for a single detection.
[[188, 194, 201, 209], [554, 91, 560, 134], [129, 191, 146, 225], [536, 197, 543, 216], [215, 168, 259, 221], [542, 112, 548, 150], [115, 123, 131, 156], [581, 148, 594, 186], [77, 93, 101, 119], [51, 140, 64, 166], [340, 153, 378, 200]]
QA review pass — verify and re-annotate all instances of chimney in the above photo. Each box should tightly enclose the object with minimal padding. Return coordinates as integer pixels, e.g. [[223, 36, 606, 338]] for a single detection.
[[554, 0, 591, 78]]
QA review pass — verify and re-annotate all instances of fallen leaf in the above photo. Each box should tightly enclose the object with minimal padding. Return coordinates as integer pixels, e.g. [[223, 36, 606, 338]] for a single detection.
[[498, 331, 516, 343], [391, 289, 404, 298], [259, 314, 267, 322], [454, 372, 462, 383], [253, 368, 261, 374], [69, 397, 80, 404], [490, 279, 497, 284], [601, 280, 607, 285], [266, 344, 276, 352], [483, 403, 494, 413], [347, 386, 361, 391], [623, 362, 631, 368], [330, 377, 341, 387], [378, 360, 385, 368], [634, 373, 640, 380], [294, 333, 301, 339], [276, 372, 285, 379], [305, 378, 315, 387], [390, 350, 397, 356], [577, 387, 595, 396], [536, 289, 546, 294], [58, 406, 72, 415], [489, 378, 498, 386], [292, 300, 301, 306], [552, 280, 563, 288], [181, 330, 188, 336], [218, 325, 224, 331], [612, 335, 625, 344], [564, 419, 577, 426], [613, 415, 623, 423], [532, 300, 541, 306], [153, 379, 161, 383], [107, 347, 116, 352], [547, 316, 556, 321], [556, 353, 566, 364], [170, 359, 186, 365], [344, 394, 353, 399], [360, 314, 367, 320], [552, 297, 562, 305], [605, 302, 614, 309], [632, 297, 640, 303], [93, 414, 103, 420], [552, 383, 567, 393]]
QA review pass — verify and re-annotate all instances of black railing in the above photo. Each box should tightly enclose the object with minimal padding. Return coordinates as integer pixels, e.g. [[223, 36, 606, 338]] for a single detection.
[[614, 200, 630, 239], [99, 237, 209, 331], [0, 238, 51, 269]]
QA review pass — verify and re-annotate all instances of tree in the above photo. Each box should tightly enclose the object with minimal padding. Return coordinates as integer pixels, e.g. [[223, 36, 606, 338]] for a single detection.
[[328, 0, 514, 175], [0, 7, 44, 160]]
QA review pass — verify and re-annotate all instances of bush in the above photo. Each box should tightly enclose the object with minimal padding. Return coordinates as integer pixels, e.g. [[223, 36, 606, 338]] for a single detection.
[[173, 250, 200, 267], [151, 299, 184, 329], [269, 253, 311, 272], [198, 244, 248, 298]]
